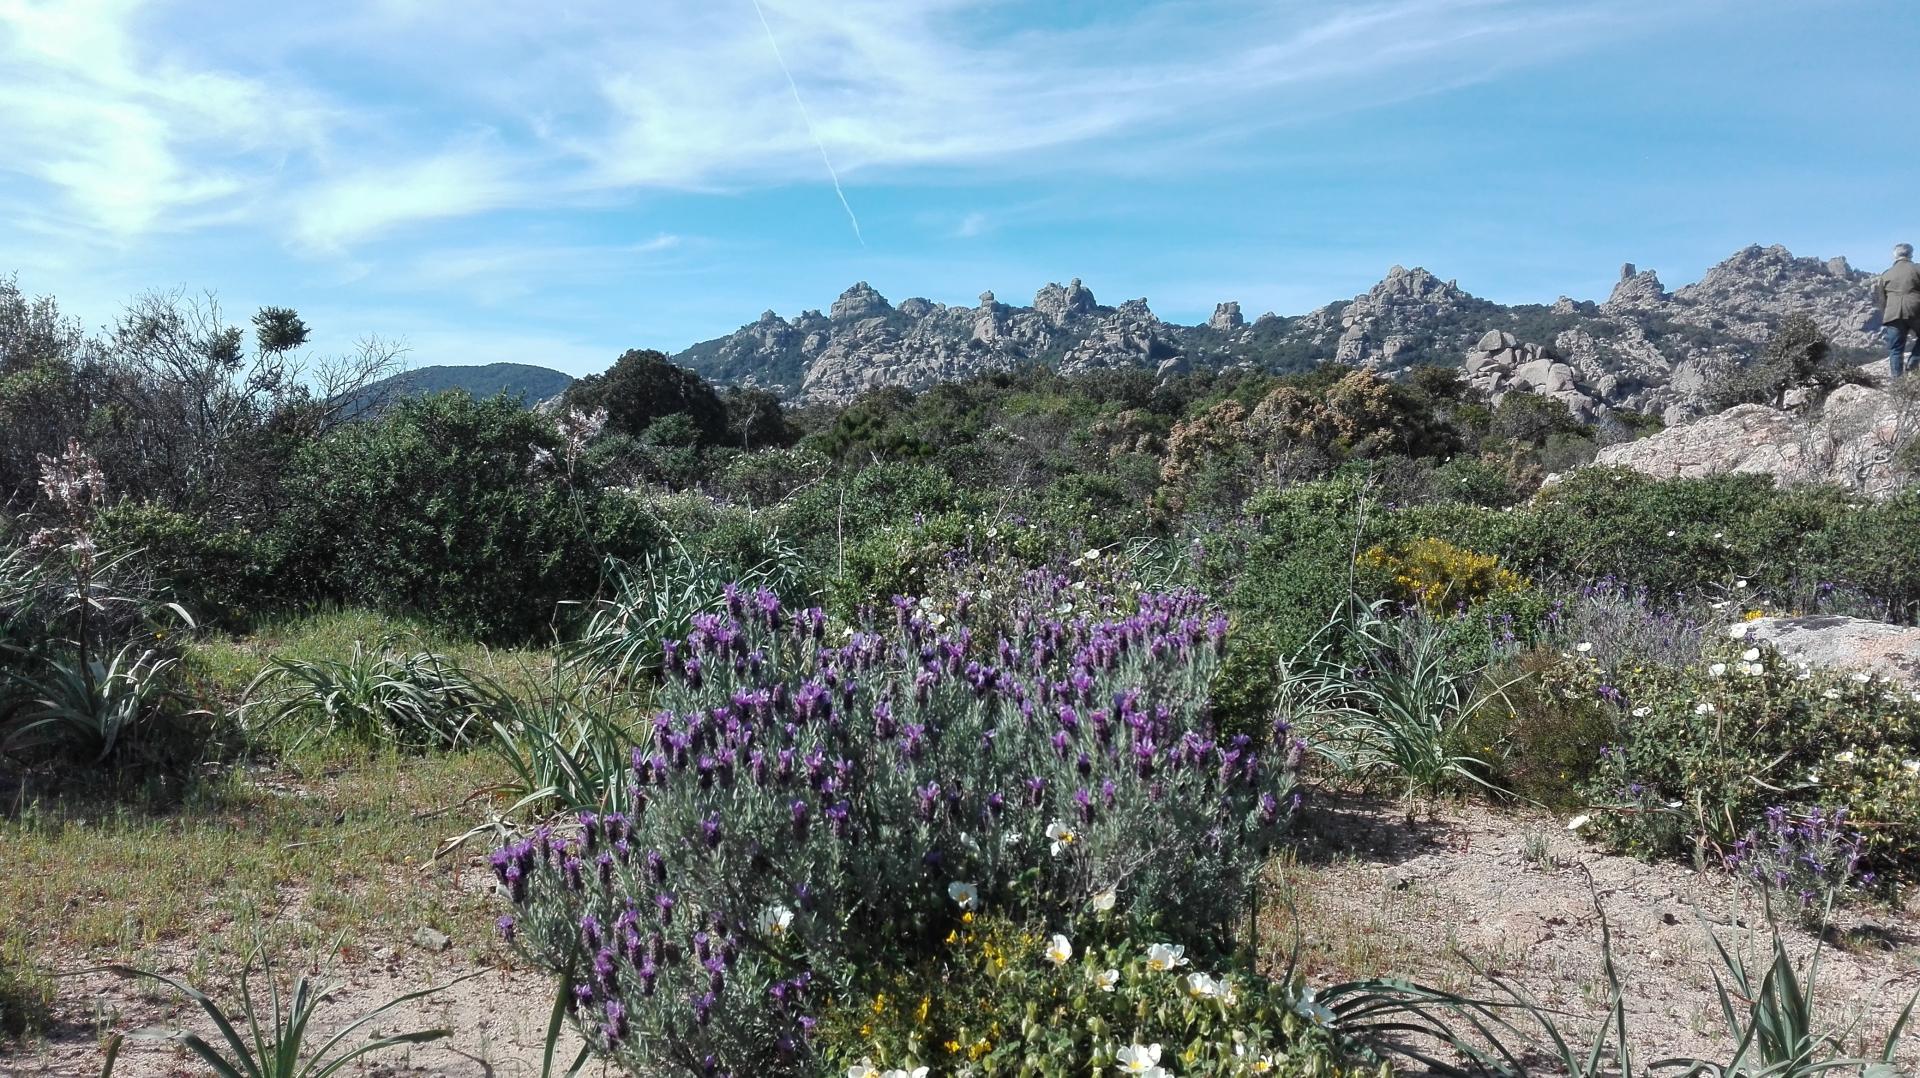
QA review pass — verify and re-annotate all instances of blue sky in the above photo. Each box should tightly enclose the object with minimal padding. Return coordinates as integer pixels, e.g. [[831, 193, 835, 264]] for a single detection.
[[1, 0, 1911, 376]]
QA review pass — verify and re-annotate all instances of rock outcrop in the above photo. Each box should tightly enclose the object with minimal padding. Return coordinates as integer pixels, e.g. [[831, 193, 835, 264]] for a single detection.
[[1744, 615, 1920, 688], [673, 244, 1889, 408], [1593, 382, 1917, 496], [1463, 330, 1600, 421]]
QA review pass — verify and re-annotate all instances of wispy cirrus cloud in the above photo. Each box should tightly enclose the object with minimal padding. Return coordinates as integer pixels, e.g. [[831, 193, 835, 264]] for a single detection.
[[0, 0, 1670, 254]]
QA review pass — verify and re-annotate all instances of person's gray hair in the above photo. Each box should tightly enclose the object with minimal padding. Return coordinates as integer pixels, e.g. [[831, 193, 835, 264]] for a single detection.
[[1898, 242, 1914, 259]]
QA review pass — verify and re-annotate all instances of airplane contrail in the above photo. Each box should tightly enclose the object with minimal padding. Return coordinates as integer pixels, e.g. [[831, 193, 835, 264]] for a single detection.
[[748, 0, 865, 246]]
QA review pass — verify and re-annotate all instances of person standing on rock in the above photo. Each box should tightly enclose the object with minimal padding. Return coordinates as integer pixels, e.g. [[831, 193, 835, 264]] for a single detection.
[[1873, 243, 1920, 377]]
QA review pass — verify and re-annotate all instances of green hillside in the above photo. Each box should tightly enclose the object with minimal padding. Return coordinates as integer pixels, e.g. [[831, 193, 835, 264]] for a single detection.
[[341, 362, 573, 415]]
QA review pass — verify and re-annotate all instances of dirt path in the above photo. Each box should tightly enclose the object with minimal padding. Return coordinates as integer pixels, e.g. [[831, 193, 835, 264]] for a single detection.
[[12, 798, 1917, 1076]]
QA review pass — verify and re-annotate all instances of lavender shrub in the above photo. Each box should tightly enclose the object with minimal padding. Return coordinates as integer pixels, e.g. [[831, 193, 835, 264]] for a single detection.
[[1724, 805, 1873, 920], [493, 574, 1296, 1074]]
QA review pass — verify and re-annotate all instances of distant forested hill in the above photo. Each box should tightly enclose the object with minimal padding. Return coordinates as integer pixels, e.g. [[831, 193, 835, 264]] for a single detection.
[[340, 363, 574, 415]]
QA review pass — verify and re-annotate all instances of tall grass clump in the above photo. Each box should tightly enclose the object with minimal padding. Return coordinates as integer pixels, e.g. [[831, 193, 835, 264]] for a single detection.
[[493, 572, 1302, 1074], [562, 547, 788, 688], [244, 642, 484, 751], [1275, 598, 1505, 814]]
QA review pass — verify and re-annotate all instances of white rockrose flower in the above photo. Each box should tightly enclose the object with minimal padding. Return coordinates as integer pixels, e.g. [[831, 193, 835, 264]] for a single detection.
[[1144, 942, 1188, 972], [757, 905, 794, 937], [1116, 1043, 1167, 1076], [1045, 821, 1077, 856]]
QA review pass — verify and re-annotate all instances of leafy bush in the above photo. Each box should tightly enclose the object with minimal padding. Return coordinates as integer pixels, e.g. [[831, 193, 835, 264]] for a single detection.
[[1574, 635, 1920, 878], [94, 502, 271, 630], [825, 911, 1357, 1076], [564, 349, 728, 447], [272, 392, 664, 641], [494, 578, 1296, 1073], [1454, 648, 1615, 810]]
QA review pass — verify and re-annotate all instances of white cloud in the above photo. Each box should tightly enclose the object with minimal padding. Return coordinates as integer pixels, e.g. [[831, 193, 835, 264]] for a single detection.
[[0, 0, 1673, 251], [0, 0, 325, 236]]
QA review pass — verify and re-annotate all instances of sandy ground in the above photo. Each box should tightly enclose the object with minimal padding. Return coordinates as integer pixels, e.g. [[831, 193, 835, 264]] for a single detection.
[[1274, 796, 1920, 1072], [10, 799, 1917, 1077]]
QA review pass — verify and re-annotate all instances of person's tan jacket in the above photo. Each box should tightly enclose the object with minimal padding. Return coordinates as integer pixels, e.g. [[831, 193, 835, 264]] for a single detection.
[[1874, 257, 1920, 323]]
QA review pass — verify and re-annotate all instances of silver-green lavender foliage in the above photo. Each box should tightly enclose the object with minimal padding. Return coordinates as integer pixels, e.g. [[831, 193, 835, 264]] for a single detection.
[[493, 573, 1297, 1075]]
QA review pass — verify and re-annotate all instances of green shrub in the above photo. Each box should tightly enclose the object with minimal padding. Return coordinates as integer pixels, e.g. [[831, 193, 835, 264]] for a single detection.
[[272, 392, 664, 641], [95, 501, 272, 629], [824, 912, 1359, 1077], [1453, 649, 1615, 810], [1575, 636, 1920, 877]]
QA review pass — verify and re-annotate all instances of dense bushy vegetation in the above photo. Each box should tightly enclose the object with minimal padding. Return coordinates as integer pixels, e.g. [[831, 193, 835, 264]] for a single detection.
[[4, 276, 1916, 1074]]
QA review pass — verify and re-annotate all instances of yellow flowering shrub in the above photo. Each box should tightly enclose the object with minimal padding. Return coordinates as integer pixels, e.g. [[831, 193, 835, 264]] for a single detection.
[[1357, 537, 1526, 613]]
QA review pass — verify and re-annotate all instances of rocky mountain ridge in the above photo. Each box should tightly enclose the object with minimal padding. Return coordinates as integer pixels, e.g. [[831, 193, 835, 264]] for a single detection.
[[673, 244, 1886, 422]]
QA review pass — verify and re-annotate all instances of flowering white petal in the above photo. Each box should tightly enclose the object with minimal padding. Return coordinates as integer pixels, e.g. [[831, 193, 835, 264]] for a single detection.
[[1044, 933, 1073, 966], [1575, 641, 1594, 654], [1090, 888, 1117, 912], [1708, 663, 1727, 677], [1741, 648, 1760, 662], [1094, 968, 1119, 991], [1566, 814, 1591, 831], [1144, 942, 1188, 971]]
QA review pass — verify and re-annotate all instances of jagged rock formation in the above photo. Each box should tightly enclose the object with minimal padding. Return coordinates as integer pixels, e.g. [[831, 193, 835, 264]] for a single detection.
[[1592, 382, 1918, 496], [673, 244, 1889, 412], [1463, 330, 1599, 421]]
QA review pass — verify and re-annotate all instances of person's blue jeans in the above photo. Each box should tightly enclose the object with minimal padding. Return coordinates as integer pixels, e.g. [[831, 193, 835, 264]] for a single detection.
[[1887, 320, 1916, 377]]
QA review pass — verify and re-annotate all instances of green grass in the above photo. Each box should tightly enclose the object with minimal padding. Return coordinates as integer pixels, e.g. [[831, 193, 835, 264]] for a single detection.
[[183, 607, 551, 709], [1, 745, 511, 966]]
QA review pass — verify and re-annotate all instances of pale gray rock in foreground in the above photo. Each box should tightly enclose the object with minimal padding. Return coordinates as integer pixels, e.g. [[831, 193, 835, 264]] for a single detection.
[[1744, 615, 1920, 687]]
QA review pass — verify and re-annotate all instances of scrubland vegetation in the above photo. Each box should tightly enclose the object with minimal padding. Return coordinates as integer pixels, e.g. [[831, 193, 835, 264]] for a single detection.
[[2, 278, 1916, 1074]]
